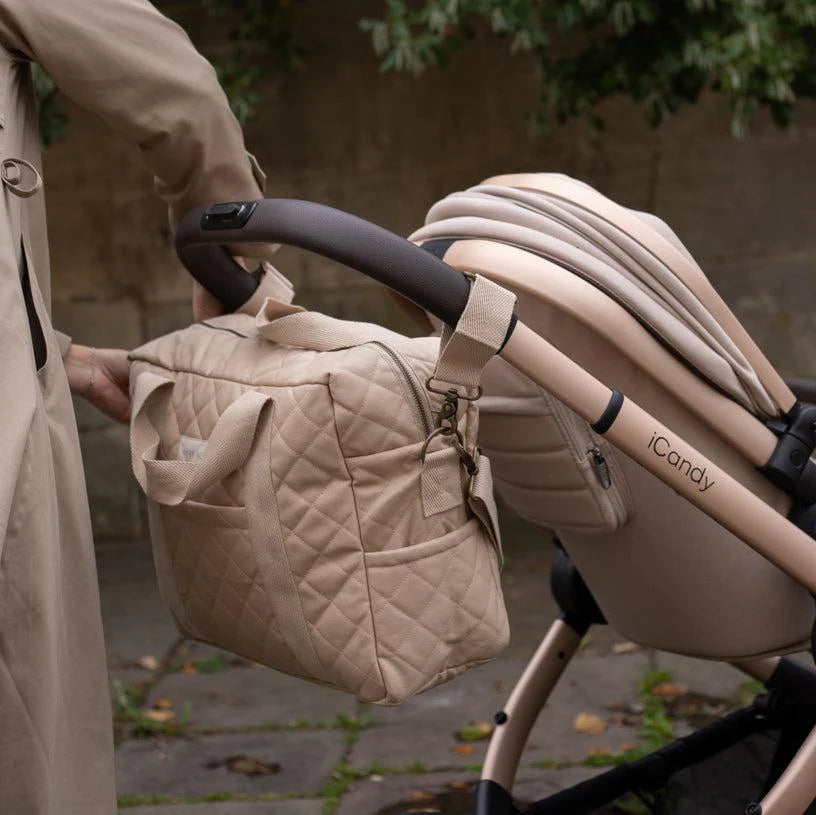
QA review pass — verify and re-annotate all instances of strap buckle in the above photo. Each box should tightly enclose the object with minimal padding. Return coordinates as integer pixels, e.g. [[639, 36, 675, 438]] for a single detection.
[[425, 377, 482, 401]]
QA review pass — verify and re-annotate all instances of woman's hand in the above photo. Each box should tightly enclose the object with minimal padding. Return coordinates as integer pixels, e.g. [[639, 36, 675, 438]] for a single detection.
[[65, 344, 131, 424]]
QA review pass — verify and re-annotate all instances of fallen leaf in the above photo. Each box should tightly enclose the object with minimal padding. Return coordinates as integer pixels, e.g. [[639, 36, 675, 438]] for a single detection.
[[455, 721, 494, 742], [587, 747, 613, 757], [612, 641, 642, 655], [573, 712, 608, 735], [142, 710, 175, 723], [137, 655, 160, 671], [407, 789, 434, 803], [609, 713, 639, 727], [225, 755, 280, 776], [651, 682, 688, 700], [452, 745, 477, 756], [154, 698, 173, 710], [619, 742, 637, 752], [180, 662, 197, 674]]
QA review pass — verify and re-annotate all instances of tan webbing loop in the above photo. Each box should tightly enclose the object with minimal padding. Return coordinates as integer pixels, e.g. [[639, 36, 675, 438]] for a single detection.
[[237, 261, 301, 317], [256, 299, 415, 351], [468, 451, 503, 562], [431, 274, 517, 394]]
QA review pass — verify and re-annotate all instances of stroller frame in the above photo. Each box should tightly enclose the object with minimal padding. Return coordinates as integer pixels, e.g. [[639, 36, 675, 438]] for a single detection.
[[175, 196, 816, 815], [474, 556, 816, 815]]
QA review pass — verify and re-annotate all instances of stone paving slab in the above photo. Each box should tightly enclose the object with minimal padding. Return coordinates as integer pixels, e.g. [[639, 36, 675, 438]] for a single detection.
[[655, 651, 749, 701], [350, 650, 650, 770], [145, 665, 356, 730], [335, 767, 610, 815], [121, 801, 323, 815], [116, 731, 345, 798]]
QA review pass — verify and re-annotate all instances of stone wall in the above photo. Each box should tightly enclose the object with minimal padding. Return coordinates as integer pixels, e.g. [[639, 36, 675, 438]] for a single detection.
[[44, 0, 816, 542]]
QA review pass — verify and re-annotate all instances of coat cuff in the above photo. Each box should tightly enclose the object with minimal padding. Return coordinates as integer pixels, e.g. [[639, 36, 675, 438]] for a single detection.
[[54, 330, 72, 357], [247, 152, 266, 194]]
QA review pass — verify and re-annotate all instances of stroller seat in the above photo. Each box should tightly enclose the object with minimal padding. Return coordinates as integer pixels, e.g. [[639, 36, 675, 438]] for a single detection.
[[411, 173, 814, 660]]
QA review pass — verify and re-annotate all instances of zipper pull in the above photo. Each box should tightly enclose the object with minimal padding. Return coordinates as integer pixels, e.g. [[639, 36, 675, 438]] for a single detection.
[[589, 446, 611, 489]]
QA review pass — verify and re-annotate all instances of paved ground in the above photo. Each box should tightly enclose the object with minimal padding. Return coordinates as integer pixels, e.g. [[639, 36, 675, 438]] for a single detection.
[[101, 511, 793, 814]]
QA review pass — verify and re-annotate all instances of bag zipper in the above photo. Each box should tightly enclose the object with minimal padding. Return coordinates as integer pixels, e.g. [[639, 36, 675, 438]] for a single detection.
[[588, 446, 611, 489], [371, 341, 434, 437], [195, 326, 435, 439]]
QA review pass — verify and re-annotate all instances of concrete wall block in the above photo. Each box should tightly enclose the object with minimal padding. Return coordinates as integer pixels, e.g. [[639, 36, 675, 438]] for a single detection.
[[51, 297, 143, 349], [81, 424, 144, 541]]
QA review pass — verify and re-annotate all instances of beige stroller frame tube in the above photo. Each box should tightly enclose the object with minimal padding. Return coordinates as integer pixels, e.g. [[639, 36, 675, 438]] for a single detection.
[[501, 322, 816, 596], [481, 619, 582, 790]]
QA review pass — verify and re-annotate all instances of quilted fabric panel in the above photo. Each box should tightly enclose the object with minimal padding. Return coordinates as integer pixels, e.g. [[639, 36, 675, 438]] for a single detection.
[[266, 384, 385, 701], [363, 518, 509, 703], [157, 502, 307, 679], [330, 344, 438, 456], [345, 442, 468, 553]]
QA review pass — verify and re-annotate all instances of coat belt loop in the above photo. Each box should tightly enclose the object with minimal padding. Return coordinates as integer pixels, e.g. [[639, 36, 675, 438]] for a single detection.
[[2, 157, 42, 198]]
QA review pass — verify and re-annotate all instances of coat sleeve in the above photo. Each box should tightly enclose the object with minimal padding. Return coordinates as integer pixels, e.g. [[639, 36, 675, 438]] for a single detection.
[[0, 0, 265, 225]]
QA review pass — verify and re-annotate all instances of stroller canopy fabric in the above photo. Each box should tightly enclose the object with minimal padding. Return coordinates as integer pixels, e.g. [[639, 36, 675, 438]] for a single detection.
[[411, 174, 779, 419]]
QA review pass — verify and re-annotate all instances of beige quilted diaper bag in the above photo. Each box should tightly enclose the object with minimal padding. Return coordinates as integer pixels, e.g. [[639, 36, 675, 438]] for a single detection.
[[129, 276, 514, 704]]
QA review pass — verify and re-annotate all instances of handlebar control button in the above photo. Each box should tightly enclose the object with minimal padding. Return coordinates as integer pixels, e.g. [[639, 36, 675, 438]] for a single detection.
[[201, 201, 258, 231]]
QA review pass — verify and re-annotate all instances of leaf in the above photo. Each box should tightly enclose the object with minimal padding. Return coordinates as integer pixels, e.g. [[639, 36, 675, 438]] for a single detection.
[[142, 709, 175, 723], [225, 754, 280, 776], [650, 682, 688, 700], [574, 712, 608, 735], [154, 698, 174, 710], [407, 789, 435, 803], [137, 655, 160, 671], [455, 721, 494, 742], [612, 641, 641, 654], [587, 747, 613, 757], [452, 745, 477, 755]]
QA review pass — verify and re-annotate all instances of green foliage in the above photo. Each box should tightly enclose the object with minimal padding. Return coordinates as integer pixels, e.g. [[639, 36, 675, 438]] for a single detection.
[[32, 64, 67, 147], [199, 0, 304, 124], [34, 0, 303, 146], [37, 1, 816, 146], [111, 679, 191, 739], [583, 667, 677, 768], [360, 0, 816, 135]]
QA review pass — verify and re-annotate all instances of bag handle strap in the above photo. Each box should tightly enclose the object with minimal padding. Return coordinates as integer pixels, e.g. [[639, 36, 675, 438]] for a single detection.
[[130, 372, 273, 506], [235, 261, 301, 317], [255, 301, 410, 350], [256, 274, 517, 396]]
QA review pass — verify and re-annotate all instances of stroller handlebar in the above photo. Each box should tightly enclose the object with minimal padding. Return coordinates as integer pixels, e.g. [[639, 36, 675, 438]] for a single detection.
[[175, 199, 472, 327]]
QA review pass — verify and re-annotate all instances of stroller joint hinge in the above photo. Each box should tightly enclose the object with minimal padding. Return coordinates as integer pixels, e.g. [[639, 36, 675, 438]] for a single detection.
[[763, 402, 816, 503]]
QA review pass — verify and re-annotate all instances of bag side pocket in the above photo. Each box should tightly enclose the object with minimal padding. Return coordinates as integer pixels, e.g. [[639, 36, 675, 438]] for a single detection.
[[363, 518, 508, 704]]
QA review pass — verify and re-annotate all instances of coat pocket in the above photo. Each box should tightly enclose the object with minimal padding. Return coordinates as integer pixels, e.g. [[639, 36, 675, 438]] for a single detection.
[[19, 240, 47, 372]]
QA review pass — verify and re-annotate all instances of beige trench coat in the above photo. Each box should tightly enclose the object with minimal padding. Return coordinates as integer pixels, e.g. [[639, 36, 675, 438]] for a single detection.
[[0, 2, 264, 812]]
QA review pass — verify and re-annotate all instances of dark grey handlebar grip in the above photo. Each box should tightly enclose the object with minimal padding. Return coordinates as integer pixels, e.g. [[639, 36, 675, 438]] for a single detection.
[[175, 198, 475, 328]]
